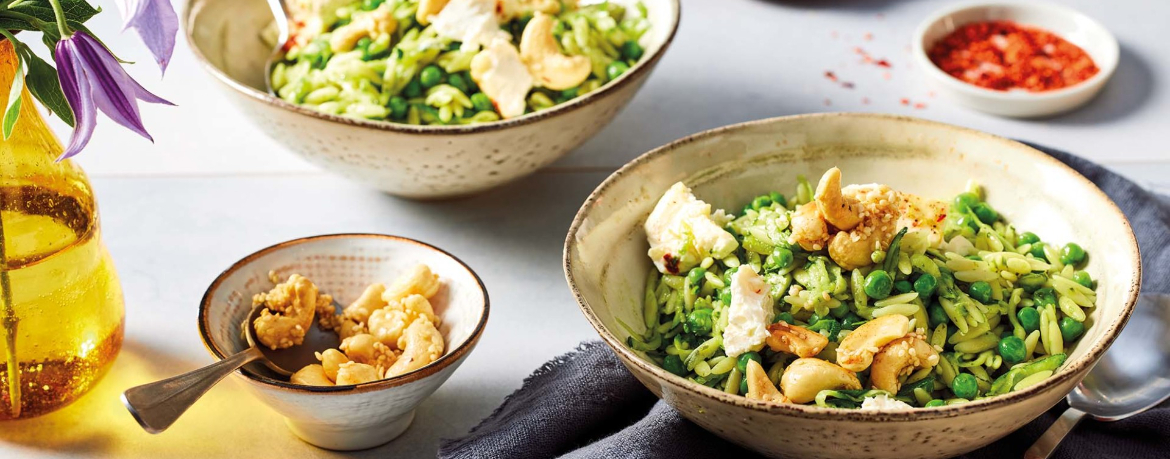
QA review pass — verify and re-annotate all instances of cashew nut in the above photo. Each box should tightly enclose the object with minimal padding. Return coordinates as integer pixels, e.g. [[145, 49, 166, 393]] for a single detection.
[[828, 227, 883, 271], [340, 333, 398, 369], [869, 336, 940, 393], [290, 364, 334, 386], [252, 274, 322, 350], [789, 202, 830, 252], [766, 321, 830, 358], [317, 348, 349, 381], [334, 362, 382, 385], [520, 13, 592, 90], [836, 315, 910, 371], [744, 359, 788, 404], [343, 283, 387, 324], [385, 317, 445, 377], [815, 167, 863, 231], [780, 358, 862, 404], [384, 264, 442, 304], [416, 0, 449, 25]]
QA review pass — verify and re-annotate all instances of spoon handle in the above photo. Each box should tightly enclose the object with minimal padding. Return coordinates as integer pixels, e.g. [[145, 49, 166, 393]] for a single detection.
[[1023, 407, 1087, 459], [121, 346, 265, 434]]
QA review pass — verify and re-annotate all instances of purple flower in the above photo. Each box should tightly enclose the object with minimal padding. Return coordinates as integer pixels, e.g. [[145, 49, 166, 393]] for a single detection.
[[115, 0, 179, 73], [55, 31, 173, 160]]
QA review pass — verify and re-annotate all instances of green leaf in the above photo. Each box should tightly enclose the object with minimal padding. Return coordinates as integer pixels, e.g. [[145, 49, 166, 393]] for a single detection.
[[8, 0, 100, 26], [4, 53, 25, 140], [19, 48, 73, 126]]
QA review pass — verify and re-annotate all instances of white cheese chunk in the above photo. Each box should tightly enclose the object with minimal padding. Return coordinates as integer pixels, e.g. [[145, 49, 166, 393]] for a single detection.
[[722, 267, 774, 358], [860, 393, 913, 410], [644, 182, 738, 274], [430, 0, 512, 51], [469, 39, 534, 118]]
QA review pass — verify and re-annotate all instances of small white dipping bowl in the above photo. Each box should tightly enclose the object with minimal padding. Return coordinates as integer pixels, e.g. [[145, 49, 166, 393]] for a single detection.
[[198, 234, 489, 450], [912, 1, 1119, 118]]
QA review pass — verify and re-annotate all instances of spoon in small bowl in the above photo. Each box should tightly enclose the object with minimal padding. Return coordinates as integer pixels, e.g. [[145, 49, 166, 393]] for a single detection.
[[122, 302, 341, 433], [1024, 293, 1170, 458], [263, 0, 292, 94]]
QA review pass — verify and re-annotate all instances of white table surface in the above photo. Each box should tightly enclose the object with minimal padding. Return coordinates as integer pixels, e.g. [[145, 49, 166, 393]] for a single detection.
[[2, 0, 1168, 458]]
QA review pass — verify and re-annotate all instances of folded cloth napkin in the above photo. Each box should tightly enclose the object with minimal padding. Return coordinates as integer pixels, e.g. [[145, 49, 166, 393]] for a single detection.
[[439, 145, 1170, 459]]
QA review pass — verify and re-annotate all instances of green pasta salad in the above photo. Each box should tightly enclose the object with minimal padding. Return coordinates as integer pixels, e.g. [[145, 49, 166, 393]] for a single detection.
[[269, 0, 650, 125], [627, 167, 1096, 409]]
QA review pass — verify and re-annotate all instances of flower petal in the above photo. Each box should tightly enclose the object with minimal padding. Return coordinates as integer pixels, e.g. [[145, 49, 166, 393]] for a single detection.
[[73, 33, 153, 141], [55, 39, 97, 161], [118, 0, 178, 74]]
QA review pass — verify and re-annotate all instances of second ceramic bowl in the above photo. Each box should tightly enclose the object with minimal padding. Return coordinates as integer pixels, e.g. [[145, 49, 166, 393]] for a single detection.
[[183, 0, 681, 199], [564, 113, 1141, 459]]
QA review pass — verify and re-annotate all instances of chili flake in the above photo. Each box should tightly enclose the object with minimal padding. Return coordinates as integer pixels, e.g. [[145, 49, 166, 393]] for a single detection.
[[927, 21, 1099, 92]]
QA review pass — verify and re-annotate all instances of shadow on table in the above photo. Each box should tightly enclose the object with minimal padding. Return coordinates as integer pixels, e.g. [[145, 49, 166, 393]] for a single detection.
[[1034, 45, 1154, 126]]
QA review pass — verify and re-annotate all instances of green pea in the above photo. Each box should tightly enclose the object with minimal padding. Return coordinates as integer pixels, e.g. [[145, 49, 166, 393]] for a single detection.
[[953, 192, 980, 212], [1060, 243, 1086, 266], [842, 313, 865, 329], [1059, 317, 1084, 342], [1017, 273, 1047, 293], [420, 65, 444, 88], [1018, 307, 1041, 333], [1018, 232, 1040, 246], [559, 87, 578, 102], [998, 335, 1027, 365], [356, 37, 373, 59], [865, 270, 894, 299], [685, 308, 714, 336], [928, 303, 949, 328], [361, 0, 384, 10], [774, 312, 795, 325], [914, 273, 938, 299], [736, 351, 763, 374], [1029, 242, 1048, 261], [925, 399, 947, 408], [448, 73, 470, 93], [956, 214, 980, 232], [751, 195, 773, 210], [951, 373, 978, 399], [606, 61, 630, 81], [719, 289, 733, 305], [403, 79, 423, 98], [686, 267, 706, 289], [766, 247, 794, 271], [972, 202, 998, 224], [740, 377, 749, 395], [769, 192, 788, 208], [471, 92, 494, 112], [1073, 271, 1093, 289], [663, 355, 687, 376], [894, 280, 913, 294], [1032, 287, 1057, 308], [620, 40, 644, 61], [388, 96, 409, 119], [968, 281, 992, 304]]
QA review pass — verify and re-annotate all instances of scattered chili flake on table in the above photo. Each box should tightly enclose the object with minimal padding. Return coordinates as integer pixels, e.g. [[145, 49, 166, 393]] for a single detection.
[[927, 21, 1099, 92]]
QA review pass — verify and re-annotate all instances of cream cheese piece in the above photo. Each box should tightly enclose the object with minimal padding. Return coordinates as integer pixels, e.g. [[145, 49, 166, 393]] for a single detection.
[[430, 0, 512, 51], [860, 393, 913, 410], [722, 267, 774, 358], [469, 39, 534, 118], [644, 182, 738, 274]]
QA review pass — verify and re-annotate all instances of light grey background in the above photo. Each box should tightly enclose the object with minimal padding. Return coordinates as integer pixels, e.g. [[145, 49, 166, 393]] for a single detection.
[[2, 0, 1167, 458]]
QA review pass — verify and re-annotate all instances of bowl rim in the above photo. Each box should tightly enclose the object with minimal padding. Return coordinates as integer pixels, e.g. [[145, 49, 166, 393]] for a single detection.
[[181, 0, 682, 136], [911, 0, 1120, 101], [198, 233, 491, 394], [562, 112, 1142, 421]]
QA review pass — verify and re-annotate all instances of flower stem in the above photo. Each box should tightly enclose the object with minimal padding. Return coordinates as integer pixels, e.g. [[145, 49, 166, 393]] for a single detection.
[[48, 0, 69, 38], [0, 188, 19, 418]]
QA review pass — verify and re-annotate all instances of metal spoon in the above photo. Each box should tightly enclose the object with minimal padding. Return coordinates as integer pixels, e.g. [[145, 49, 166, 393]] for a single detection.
[[122, 302, 341, 433], [263, 0, 292, 94], [1024, 293, 1170, 458]]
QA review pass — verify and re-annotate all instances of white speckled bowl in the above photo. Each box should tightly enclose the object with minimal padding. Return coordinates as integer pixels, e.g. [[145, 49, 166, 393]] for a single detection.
[[564, 113, 1141, 459], [912, 1, 1118, 118], [199, 234, 488, 450], [183, 0, 680, 199]]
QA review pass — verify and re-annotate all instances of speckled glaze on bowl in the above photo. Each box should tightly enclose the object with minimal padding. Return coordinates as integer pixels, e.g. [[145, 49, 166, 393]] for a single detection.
[[182, 0, 680, 199], [563, 113, 1141, 459], [199, 234, 488, 450]]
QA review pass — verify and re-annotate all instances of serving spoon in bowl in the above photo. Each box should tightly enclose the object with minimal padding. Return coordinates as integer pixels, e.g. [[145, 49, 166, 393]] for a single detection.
[[1024, 293, 1170, 458], [263, 0, 292, 94], [122, 302, 342, 433]]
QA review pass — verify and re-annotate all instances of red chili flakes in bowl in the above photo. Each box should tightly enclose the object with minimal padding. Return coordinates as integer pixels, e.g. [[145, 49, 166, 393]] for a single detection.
[[927, 21, 1099, 92]]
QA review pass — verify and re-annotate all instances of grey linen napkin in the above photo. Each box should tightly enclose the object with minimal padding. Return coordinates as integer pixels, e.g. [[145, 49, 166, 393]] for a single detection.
[[439, 145, 1170, 459]]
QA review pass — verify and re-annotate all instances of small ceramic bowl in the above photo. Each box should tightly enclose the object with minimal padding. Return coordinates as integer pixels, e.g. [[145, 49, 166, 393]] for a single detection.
[[182, 0, 680, 199], [199, 234, 489, 450], [912, 1, 1119, 118], [563, 113, 1141, 459]]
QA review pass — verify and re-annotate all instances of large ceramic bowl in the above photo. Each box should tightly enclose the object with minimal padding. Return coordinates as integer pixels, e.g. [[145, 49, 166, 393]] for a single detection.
[[199, 234, 489, 450], [563, 113, 1141, 459], [183, 0, 680, 199]]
